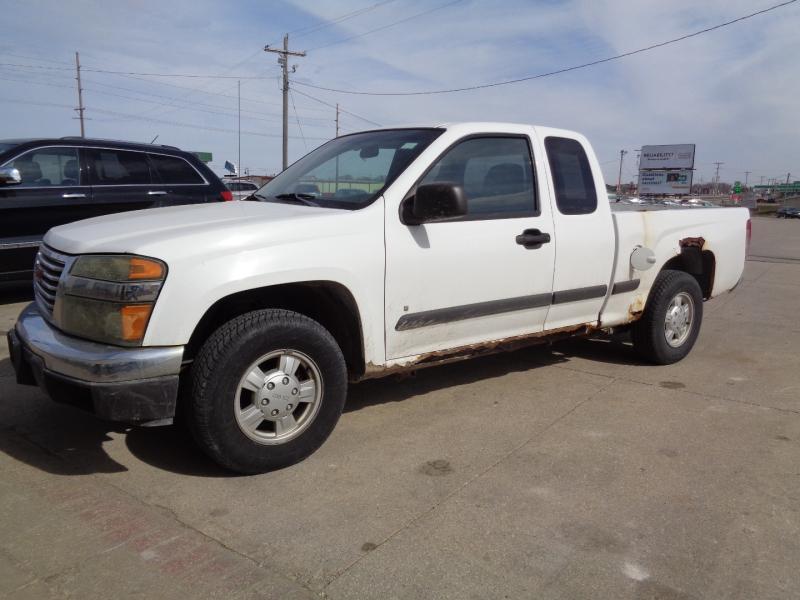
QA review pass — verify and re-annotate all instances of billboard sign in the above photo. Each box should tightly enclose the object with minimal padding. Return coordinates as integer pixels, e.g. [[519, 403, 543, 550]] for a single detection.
[[639, 169, 693, 195], [640, 144, 695, 170]]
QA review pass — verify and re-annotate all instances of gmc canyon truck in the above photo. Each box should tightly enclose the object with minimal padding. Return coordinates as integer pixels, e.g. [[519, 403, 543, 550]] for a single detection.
[[7, 123, 749, 474]]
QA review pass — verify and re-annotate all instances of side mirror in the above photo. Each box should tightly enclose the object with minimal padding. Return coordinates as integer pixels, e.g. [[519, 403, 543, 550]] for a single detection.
[[402, 182, 467, 225], [0, 167, 21, 185]]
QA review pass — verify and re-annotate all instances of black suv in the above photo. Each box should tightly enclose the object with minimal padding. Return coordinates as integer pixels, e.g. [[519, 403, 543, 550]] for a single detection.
[[0, 138, 231, 281]]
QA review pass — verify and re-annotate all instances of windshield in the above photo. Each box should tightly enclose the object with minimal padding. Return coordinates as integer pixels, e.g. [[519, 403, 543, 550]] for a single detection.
[[254, 128, 443, 209]]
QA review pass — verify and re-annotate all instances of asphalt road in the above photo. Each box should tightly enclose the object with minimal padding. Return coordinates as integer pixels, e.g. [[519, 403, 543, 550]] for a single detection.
[[1, 216, 798, 599]]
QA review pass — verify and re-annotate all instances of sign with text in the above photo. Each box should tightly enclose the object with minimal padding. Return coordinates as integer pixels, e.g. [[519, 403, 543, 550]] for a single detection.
[[640, 144, 695, 170], [639, 169, 693, 195]]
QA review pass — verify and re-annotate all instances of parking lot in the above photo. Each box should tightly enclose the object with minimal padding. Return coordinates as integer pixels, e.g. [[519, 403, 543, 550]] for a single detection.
[[1, 215, 798, 600]]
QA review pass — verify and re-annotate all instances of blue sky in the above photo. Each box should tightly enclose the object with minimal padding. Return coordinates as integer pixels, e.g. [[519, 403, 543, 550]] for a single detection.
[[1, 0, 798, 186]]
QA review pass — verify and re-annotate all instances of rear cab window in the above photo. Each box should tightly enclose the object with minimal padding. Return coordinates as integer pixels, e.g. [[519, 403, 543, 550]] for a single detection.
[[148, 154, 205, 184], [88, 149, 151, 185], [545, 137, 597, 215]]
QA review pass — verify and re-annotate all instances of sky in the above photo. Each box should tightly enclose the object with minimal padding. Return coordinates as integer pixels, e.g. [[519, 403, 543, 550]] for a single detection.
[[1, 0, 798, 186]]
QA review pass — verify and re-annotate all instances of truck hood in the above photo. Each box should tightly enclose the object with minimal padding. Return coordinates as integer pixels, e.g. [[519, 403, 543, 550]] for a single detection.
[[44, 200, 355, 259]]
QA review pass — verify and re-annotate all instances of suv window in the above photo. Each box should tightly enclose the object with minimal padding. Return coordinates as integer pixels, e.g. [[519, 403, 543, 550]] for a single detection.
[[227, 182, 257, 191], [420, 136, 536, 218], [5, 147, 81, 187], [148, 153, 204, 184], [545, 137, 597, 215], [88, 149, 151, 185]]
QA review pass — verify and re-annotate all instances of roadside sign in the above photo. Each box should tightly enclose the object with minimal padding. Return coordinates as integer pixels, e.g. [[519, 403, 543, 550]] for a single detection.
[[734, 181, 742, 194], [639, 169, 693, 194], [640, 144, 696, 170], [192, 151, 213, 163]]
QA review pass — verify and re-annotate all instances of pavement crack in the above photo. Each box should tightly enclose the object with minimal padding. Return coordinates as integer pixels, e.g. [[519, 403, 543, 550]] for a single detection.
[[324, 377, 618, 589]]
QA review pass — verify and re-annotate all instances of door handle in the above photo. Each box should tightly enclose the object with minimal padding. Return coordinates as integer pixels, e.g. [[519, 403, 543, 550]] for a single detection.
[[147, 190, 168, 196], [516, 228, 551, 249], [62, 193, 86, 199]]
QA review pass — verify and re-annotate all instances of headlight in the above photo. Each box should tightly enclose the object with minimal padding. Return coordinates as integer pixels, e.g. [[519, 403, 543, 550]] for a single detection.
[[57, 255, 167, 346]]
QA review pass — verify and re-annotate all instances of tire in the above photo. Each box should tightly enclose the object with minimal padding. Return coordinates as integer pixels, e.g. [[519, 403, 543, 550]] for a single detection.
[[188, 309, 347, 474], [631, 269, 703, 365]]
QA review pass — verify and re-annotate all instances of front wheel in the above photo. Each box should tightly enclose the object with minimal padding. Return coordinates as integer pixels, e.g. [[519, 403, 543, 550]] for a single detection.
[[188, 309, 347, 474], [631, 270, 703, 365]]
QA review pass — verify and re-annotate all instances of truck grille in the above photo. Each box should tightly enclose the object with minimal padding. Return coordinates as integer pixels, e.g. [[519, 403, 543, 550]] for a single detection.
[[33, 245, 67, 316]]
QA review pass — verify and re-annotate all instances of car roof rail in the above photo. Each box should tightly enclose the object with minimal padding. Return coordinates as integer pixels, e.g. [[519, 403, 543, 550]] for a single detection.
[[58, 136, 181, 150]]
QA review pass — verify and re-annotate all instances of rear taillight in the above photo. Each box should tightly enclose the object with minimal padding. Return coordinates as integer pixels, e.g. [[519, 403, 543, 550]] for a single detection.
[[220, 190, 233, 202], [746, 218, 752, 252]]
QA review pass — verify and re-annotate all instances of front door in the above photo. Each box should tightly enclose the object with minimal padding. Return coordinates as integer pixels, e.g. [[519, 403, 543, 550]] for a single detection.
[[384, 132, 556, 360], [0, 146, 91, 279]]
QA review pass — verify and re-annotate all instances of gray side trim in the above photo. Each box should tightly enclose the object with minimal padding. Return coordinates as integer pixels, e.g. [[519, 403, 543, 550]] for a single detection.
[[396, 293, 551, 331], [611, 279, 640, 295], [396, 283, 612, 331], [552, 284, 608, 305]]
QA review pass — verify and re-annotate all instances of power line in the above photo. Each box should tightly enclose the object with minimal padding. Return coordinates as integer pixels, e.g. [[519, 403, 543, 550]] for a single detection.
[[294, 0, 798, 95], [0, 69, 333, 122], [0, 61, 278, 80], [306, 0, 462, 51], [290, 87, 382, 127], [289, 0, 398, 38], [0, 95, 330, 141], [289, 88, 308, 152]]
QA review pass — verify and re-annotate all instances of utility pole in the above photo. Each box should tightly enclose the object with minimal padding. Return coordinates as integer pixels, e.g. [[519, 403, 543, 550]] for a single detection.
[[238, 80, 241, 178], [787, 172, 792, 184], [74, 51, 85, 137], [713, 162, 724, 196], [616, 149, 627, 194], [335, 103, 340, 137], [744, 171, 750, 188], [265, 34, 306, 171]]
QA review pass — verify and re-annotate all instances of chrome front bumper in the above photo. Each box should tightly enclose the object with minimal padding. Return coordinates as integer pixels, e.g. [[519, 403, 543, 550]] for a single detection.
[[7, 303, 184, 424]]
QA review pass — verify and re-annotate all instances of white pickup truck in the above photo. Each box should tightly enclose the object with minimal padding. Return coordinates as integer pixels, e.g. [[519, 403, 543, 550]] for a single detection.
[[7, 123, 750, 473]]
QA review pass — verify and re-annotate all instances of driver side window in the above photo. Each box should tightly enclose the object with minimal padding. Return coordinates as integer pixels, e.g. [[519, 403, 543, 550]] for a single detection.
[[419, 136, 537, 219], [6, 147, 81, 187]]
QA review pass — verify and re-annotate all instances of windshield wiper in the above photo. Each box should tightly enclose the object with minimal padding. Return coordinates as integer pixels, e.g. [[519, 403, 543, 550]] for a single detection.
[[274, 193, 320, 207]]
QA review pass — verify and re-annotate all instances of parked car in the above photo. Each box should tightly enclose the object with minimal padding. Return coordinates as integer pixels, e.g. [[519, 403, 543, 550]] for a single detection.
[[224, 179, 259, 200], [7, 123, 749, 473], [0, 138, 231, 281], [776, 206, 800, 219]]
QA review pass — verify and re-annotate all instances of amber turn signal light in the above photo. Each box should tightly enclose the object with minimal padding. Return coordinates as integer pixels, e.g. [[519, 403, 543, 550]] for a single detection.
[[128, 257, 165, 280], [120, 304, 154, 341]]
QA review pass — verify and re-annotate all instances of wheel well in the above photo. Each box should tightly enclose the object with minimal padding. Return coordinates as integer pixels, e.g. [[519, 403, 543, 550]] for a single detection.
[[661, 246, 715, 299], [185, 282, 365, 378]]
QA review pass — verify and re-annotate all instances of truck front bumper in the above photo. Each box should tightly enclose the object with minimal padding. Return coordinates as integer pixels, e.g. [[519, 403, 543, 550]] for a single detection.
[[7, 303, 184, 424]]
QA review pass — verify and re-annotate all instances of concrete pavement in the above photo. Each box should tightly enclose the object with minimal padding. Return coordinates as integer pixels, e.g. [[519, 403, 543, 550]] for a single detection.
[[0, 215, 798, 599]]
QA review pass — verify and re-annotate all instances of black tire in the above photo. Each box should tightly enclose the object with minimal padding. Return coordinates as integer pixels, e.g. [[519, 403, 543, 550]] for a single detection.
[[631, 269, 703, 365], [188, 309, 347, 474]]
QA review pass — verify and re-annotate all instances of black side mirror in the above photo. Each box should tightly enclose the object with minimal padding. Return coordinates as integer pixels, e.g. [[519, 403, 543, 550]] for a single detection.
[[402, 182, 467, 225]]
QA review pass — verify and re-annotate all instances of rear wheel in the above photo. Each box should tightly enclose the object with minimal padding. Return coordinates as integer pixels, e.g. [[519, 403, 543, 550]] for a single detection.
[[188, 309, 347, 474], [631, 270, 703, 365]]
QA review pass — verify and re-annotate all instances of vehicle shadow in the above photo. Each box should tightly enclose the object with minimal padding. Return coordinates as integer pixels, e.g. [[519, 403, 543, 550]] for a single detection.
[[0, 334, 640, 478]]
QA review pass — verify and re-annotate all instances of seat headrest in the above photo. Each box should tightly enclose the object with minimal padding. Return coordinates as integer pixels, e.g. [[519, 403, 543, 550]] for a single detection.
[[63, 159, 79, 180]]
